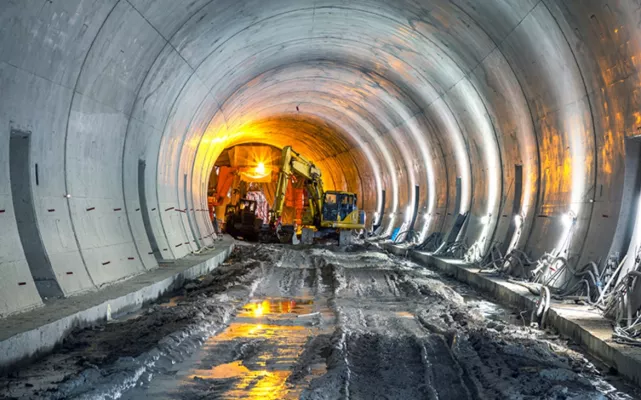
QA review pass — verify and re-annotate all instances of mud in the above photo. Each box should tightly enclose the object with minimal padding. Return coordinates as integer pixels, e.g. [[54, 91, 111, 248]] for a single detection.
[[0, 245, 275, 400], [1, 243, 639, 399]]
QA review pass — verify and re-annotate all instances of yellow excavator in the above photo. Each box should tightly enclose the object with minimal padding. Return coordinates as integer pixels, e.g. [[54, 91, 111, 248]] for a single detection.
[[269, 146, 365, 244]]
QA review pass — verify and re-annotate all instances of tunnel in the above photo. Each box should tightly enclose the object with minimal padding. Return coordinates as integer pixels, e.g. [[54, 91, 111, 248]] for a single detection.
[[3, 0, 641, 398]]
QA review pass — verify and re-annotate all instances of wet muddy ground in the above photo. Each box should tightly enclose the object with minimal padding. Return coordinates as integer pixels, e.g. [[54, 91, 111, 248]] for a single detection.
[[1, 242, 639, 399]]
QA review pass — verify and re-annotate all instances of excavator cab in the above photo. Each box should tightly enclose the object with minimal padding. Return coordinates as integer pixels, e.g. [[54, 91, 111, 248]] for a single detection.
[[320, 191, 365, 229]]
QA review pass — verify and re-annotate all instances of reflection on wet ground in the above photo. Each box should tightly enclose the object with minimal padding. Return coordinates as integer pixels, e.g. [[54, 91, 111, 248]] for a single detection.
[[242, 298, 313, 317], [123, 294, 334, 399], [180, 298, 329, 399], [120, 257, 340, 400]]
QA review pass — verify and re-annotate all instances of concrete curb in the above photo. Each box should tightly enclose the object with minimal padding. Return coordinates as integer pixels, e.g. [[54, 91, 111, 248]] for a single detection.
[[0, 241, 234, 372], [383, 243, 641, 386]]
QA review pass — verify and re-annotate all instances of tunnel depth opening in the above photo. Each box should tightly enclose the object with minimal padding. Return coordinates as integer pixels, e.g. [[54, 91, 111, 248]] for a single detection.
[[202, 113, 379, 238], [207, 144, 282, 230]]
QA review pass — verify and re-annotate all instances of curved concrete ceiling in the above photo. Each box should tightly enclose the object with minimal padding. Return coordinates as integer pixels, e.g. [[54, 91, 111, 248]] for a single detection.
[[1, 0, 640, 316]]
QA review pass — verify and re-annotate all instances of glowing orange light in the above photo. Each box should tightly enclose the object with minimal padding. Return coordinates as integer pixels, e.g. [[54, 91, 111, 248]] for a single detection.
[[244, 300, 275, 318], [241, 158, 271, 181], [253, 302, 264, 317]]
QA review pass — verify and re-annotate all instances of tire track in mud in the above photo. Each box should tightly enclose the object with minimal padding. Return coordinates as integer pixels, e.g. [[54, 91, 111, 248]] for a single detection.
[[299, 245, 637, 400], [120, 246, 344, 399], [302, 259, 447, 400]]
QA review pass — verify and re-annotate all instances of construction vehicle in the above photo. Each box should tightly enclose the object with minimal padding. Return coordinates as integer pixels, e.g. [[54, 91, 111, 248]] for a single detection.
[[207, 152, 271, 239], [270, 146, 365, 244], [224, 198, 263, 241], [207, 145, 277, 224]]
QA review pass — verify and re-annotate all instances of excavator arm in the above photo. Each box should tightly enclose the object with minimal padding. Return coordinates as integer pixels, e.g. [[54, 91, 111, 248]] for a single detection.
[[212, 166, 237, 206], [272, 145, 365, 234], [272, 146, 324, 224]]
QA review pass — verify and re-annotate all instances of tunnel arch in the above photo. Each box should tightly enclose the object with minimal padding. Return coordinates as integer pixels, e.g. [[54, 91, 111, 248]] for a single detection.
[[0, 0, 638, 317]]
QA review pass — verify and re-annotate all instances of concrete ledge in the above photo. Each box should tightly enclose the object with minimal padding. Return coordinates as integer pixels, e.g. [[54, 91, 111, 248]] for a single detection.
[[0, 237, 234, 372], [383, 243, 641, 386]]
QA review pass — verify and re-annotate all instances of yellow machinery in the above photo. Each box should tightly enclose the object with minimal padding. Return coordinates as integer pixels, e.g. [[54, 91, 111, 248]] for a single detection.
[[272, 146, 365, 235]]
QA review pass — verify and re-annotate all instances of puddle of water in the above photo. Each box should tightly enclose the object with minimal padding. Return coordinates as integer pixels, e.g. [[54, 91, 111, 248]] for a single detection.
[[240, 298, 314, 318], [192, 360, 250, 379], [174, 297, 332, 399]]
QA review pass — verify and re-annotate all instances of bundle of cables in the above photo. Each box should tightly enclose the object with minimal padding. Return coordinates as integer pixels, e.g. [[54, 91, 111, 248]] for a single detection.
[[464, 241, 485, 264], [600, 252, 641, 346], [470, 241, 503, 268], [435, 240, 469, 259], [392, 228, 421, 245], [416, 232, 444, 252], [478, 247, 536, 278], [475, 249, 611, 328], [507, 252, 635, 332]]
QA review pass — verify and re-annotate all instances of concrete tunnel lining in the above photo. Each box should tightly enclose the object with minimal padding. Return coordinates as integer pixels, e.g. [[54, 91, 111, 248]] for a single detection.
[[0, 0, 639, 336]]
